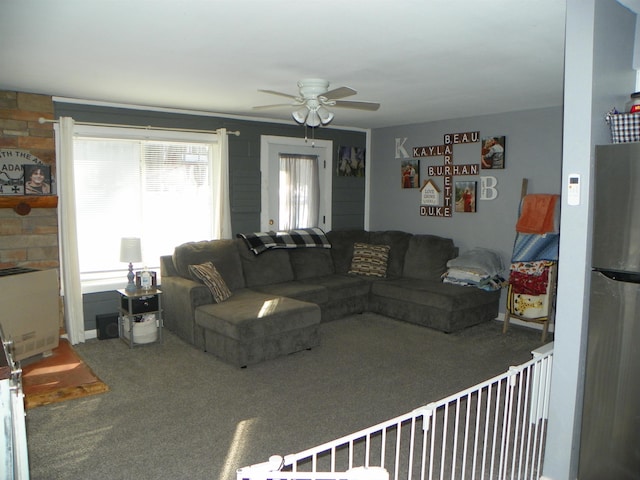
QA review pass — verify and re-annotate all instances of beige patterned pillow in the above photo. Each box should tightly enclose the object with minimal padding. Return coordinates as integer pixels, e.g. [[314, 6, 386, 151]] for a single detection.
[[348, 242, 391, 277], [188, 262, 232, 303]]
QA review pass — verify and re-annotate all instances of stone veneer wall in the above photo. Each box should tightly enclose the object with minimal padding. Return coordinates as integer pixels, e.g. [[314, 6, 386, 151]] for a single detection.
[[0, 91, 59, 271], [0, 91, 60, 276], [0, 90, 63, 332]]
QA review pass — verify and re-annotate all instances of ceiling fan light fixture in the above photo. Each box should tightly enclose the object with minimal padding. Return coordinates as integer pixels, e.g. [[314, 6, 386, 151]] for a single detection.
[[317, 106, 334, 125], [306, 109, 321, 127], [292, 107, 309, 124], [258, 78, 378, 128]]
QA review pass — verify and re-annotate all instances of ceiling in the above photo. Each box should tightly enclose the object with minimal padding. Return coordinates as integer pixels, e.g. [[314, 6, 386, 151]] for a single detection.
[[1, 0, 569, 130]]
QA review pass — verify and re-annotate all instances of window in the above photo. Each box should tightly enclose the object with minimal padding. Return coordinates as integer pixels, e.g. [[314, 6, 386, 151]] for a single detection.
[[72, 125, 220, 290]]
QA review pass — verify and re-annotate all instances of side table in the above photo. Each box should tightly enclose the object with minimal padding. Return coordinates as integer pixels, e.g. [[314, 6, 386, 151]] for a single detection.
[[117, 288, 163, 347]]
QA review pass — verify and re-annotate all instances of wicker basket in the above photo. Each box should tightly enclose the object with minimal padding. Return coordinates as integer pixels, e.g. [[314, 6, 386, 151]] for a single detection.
[[123, 314, 158, 344], [605, 111, 640, 143]]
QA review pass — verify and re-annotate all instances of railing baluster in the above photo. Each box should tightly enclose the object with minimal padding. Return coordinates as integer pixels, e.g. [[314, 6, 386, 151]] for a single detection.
[[237, 349, 554, 480]]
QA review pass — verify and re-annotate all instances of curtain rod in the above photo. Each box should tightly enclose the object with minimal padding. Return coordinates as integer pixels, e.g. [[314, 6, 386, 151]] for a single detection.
[[38, 117, 240, 136]]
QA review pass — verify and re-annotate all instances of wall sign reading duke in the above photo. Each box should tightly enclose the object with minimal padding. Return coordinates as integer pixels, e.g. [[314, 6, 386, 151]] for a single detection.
[[0, 150, 49, 195]]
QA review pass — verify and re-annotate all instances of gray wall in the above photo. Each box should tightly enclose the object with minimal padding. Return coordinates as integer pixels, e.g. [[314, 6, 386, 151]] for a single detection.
[[53, 102, 367, 330], [369, 106, 563, 313], [544, 1, 638, 479]]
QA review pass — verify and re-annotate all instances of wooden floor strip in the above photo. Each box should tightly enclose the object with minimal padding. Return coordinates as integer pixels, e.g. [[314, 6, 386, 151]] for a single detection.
[[22, 338, 109, 409]]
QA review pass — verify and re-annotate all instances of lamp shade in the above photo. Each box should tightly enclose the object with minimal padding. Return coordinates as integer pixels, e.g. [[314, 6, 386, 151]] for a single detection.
[[317, 106, 334, 125], [306, 110, 321, 127], [120, 237, 142, 263], [292, 107, 309, 124]]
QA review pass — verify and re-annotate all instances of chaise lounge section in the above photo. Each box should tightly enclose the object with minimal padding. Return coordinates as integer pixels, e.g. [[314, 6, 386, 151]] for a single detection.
[[159, 229, 501, 367]]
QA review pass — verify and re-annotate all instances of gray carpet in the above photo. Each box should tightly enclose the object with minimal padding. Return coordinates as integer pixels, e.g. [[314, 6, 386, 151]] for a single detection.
[[25, 313, 546, 480]]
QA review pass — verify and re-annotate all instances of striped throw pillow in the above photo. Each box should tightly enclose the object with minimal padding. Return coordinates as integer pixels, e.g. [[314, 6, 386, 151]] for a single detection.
[[188, 262, 232, 303], [348, 242, 390, 278]]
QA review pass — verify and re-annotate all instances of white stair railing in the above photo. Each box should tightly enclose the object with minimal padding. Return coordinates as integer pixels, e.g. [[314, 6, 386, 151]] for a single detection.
[[238, 346, 553, 480]]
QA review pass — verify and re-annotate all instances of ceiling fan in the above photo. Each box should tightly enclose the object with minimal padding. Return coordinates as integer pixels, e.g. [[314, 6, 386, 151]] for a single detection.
[[253, 78, 380, 127]]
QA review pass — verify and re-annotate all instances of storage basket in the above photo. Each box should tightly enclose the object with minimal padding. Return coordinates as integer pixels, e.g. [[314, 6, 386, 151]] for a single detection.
[[605, 111, 640, 143], [123, 314, 158, 344]]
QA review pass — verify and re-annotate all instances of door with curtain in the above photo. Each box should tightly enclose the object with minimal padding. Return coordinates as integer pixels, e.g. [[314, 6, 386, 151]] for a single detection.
[[260, 136, 332, 232], [278, 153, 319, 230]]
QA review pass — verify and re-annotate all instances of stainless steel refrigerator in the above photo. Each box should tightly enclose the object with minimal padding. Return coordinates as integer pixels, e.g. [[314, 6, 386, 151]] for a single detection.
[[579, 143, 640, 479]]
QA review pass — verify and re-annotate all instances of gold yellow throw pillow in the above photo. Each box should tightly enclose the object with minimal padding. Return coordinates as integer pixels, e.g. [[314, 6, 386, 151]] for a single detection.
[[348, 242, 390, 278]]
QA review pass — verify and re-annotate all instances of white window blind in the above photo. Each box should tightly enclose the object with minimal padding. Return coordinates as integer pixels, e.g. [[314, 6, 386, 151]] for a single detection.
[[72, 126, 219, 288]]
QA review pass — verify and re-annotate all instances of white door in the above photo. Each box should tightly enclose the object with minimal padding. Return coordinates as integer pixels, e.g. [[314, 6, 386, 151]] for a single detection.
[[260, 135, 332, 232]]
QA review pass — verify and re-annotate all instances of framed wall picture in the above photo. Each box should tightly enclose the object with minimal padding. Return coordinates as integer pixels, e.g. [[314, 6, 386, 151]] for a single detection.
[[455, 181, 477, 212], [401, 159, 420, 188], [337, 146, 365, 177], [23, 164, 52, 195], [481, 136, 506, 169]]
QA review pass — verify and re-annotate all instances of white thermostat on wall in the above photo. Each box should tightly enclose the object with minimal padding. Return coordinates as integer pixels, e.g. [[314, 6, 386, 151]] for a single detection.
[[568, 173, 580, 206]]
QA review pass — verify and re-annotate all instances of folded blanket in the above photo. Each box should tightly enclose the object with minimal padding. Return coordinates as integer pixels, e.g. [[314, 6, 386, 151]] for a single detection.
[[446, 248, 504, 277], [442, 272, 505, 291], [237, 227, 331, 255], [509, 291, 550, 319], [511, 232, 559, 262], [508, 268, 550, 296], [444, 267, 489, 284], [516, 194, 560, 234]]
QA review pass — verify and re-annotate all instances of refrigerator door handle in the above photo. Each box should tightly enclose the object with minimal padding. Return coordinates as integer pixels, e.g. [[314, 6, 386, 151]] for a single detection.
[[594, 269, 640, 284]]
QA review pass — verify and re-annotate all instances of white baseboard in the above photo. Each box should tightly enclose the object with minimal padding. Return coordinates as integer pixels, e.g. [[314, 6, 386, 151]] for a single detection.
[[84, 329, 98, 340]]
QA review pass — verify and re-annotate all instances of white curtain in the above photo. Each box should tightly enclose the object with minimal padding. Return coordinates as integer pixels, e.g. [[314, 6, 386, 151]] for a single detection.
[[213, 128, 232, 239], [55, 117, 85, 344], [278, 154, 319, 230]]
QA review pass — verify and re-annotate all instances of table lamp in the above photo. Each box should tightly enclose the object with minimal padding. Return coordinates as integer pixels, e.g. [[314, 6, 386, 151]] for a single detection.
[[120, 237, 142, 292]]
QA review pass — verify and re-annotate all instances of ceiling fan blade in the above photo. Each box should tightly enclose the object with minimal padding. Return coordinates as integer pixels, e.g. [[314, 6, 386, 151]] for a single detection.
[[257, 89, 299, 100], [323, 86, 357, 100], [333, 100, 381, 111], [253, 103, 300, 110]]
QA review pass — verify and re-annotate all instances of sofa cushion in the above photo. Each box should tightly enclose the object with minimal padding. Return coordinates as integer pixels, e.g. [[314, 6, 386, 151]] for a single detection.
[[194, 289, 320, 342], [237, 242, 294, 287], [289, 248, 335, 280], [172, 239, 245, 291], [402, 234, 457, 281], [371, 277, 499, 310], [349, 242, 391, 277], [368, 230, 412, 277], [326, 230, 370, 274], [252, 281, 329, 305], [301, 274, 372, 302], [188, 262, 232, 303]]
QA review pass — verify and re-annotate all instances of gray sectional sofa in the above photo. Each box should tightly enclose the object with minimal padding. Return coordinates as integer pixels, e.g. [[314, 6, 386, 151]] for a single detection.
[[159, 230, 501, 367]]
